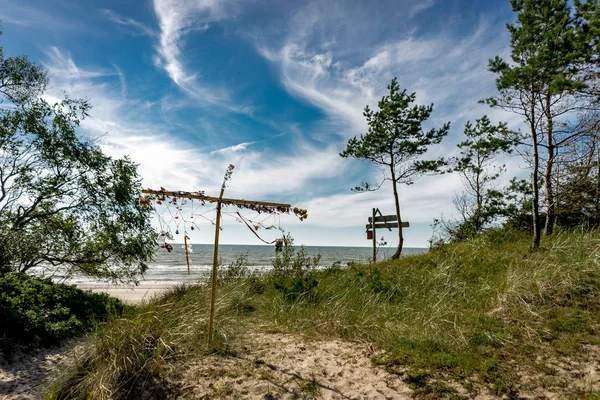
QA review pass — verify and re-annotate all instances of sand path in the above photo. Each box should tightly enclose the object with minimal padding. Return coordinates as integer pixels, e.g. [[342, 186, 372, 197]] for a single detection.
[[171, 333, 414, 399], [0, 347, 67, 400]]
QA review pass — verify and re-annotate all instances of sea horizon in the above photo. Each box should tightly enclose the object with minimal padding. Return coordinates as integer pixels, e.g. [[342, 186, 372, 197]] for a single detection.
[[53, 244, 429, 286]]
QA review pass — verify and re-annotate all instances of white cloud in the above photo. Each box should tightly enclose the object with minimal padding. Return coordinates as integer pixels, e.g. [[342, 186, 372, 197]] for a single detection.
[[45, 47, 114, 80], [100, 9, 156, 37], [210, 142, 255, 155], [151, 0, 252, 113], [257, 7, 514, 139], [41, 48, 347, 207]]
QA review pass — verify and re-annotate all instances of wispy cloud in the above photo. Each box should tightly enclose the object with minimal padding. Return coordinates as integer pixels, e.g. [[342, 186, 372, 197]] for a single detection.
[[260, 16, 510, 137], [0, 1, 84, 30], [41, 48, 345, 205], [408, 0, 437, 18], [44, 47, 113, 80], [151, 0, 252, 113], [113, 64, 127, 100], [100, 9, 156, 37], [210, 142, 255, 155]]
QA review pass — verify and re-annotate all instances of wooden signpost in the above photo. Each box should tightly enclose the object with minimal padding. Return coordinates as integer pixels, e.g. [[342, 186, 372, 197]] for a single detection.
[[140, 165, 307, 344], [367, 208, 409, 262]]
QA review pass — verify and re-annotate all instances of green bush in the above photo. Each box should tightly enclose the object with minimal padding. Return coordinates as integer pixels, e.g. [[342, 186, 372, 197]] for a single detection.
[[269, 236, 321, 303], [0, 273, 124, 357]]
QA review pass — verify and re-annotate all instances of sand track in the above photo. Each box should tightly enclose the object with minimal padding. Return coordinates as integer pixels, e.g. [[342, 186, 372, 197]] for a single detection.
[[0, 347, 66, 400], [171, 334, 413, 399]]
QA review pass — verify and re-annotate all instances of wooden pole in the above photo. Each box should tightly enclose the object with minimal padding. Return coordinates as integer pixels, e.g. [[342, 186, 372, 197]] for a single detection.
[[184, 235, 191, 275], [372, 207, 377, 263], [208, 186, 226, 344]]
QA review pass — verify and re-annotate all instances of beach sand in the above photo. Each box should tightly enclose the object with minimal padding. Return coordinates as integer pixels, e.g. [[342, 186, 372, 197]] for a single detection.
[[77, 283, 172, 304], [0, 346, 67, 400]]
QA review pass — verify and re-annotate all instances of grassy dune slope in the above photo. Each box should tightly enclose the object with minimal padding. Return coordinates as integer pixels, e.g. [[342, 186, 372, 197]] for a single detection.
[[47, 229, 600, 399]]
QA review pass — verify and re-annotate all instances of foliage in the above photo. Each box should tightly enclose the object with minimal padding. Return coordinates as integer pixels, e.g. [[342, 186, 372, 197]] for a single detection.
[[341, 78, 450, 258], [554, 112, 600, 228], [0, 273, 124, 358], [217, 254, 265, 294], [0, 33, 155, 282], [486, 0, 597, 245], [451, 115, 516, 236], [269, 235, 321, 303]]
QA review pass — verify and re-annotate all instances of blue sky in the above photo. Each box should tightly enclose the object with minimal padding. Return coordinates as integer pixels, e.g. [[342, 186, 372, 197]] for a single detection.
[[0, 0, 525, 248]]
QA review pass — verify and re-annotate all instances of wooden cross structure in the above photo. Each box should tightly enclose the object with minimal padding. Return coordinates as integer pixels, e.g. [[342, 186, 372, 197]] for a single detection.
[[139, 165, 307, 343], [366, 208, 409, 262]]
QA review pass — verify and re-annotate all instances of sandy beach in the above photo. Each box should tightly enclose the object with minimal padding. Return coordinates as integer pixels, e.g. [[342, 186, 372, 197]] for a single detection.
[[76, 283, 173, 304]]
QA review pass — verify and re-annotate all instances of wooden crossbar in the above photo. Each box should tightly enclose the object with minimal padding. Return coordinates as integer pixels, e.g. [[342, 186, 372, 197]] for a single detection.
[[141, 178, 307, 345], [141, 188, 292, 209]]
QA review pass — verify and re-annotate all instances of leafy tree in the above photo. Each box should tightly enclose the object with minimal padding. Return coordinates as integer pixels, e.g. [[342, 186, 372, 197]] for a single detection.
[[452, 116, 515, 234], [341, 78, 450, 258], [0, 32, 155, 283], [486, 0, 593, 246], [576, 0, 600, 101], [554, 112, 600, 226]]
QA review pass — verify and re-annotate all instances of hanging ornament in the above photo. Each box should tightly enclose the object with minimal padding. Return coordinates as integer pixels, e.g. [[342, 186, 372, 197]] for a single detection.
[[275, 239, 284, 253]]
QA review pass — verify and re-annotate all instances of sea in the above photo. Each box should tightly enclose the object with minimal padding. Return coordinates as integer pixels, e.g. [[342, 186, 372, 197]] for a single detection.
[[60, 244, 428, 285]]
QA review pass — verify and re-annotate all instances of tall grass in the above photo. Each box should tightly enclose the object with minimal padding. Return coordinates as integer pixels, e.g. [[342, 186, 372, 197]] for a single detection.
[[47, 228, 600, 398]]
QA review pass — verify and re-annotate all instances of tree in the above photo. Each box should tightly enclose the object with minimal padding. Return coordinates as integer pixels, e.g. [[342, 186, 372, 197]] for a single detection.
[[0, 32, 155, 283], [554, 112, 600, 226], [576, 0, 600, 103], [487, 0, 592, 246], [452, 116, 515, 235], [341, 78, 450, 259]]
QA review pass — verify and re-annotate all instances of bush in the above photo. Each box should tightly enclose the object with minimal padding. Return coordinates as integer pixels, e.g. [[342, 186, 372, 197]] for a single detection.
[[0, 273, 124, 357], [269, 235, 321, 303]]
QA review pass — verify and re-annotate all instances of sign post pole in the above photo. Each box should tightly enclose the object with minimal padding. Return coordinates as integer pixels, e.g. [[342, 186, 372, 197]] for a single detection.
[[372, 208, 377, 263]]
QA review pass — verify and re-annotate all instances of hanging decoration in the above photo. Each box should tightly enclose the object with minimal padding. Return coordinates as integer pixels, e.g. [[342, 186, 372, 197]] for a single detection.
[[138, 163, 308, 345], [157, 231, 174, 252]]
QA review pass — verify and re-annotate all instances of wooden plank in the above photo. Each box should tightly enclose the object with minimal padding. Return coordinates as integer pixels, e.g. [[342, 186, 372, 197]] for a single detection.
[[368, 215, 397, 223], [141, 188, 292, 209], [366, 222, 409, 229]]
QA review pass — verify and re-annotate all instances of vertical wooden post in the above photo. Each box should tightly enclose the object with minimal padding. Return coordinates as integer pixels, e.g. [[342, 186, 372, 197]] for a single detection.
[[208, 186, 226, 344], [372, 207, 377, 263], [184, 235, 191, 275]]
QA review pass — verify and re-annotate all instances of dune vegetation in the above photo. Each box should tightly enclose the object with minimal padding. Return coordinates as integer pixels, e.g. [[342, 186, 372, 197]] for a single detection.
[[46, 228, 600, 399]]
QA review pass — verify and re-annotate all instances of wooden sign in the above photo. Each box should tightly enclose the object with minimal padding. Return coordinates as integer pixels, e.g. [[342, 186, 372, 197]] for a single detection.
[[368, 215, 397, 223], [367, 208, 409, 263], [366, 221, 409, 230]]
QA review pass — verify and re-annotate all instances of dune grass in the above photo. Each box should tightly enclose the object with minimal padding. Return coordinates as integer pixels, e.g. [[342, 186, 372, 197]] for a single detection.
[[47, 228, 600, 399]]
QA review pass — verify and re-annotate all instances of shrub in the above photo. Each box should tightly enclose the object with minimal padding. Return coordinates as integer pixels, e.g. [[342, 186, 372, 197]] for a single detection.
[[0, 273, 124, 357], [269, 235, 321, 303]]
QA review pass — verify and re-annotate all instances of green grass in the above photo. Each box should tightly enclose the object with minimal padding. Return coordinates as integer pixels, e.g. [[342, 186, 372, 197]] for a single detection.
[[46, 228, 600, 399]]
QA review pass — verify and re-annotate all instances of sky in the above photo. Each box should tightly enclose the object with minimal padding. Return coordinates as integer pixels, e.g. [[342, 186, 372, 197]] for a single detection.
[[0, 0, 527, 248]]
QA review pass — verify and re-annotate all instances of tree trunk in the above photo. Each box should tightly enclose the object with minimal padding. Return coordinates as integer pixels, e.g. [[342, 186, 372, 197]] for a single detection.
[[544, 93, 555, 236], [530, 96, 541, 248], [475, 167, 482, 232], [390, 167, 404, 259], [596, 145, 600, 223]]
